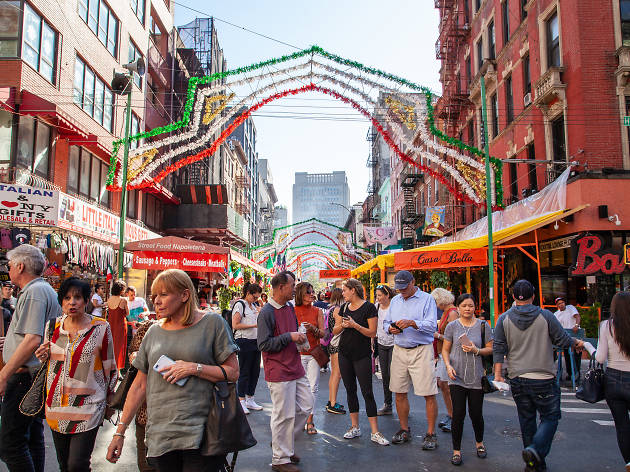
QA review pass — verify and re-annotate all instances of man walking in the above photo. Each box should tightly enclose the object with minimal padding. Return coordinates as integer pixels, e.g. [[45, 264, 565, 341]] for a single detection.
[[384, 270, 439, 450], [494, 280, 584, 471], [0, 244, 61, 472], [553, 296, 581, 381], [258, 270, 314, 472]]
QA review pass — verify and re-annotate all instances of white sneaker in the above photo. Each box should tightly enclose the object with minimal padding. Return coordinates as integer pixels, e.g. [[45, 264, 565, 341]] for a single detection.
[[240, 399, 250, 414], [344, 426, 361, 439], [245, 397, 263, 411], [371, 431, 390, 446]]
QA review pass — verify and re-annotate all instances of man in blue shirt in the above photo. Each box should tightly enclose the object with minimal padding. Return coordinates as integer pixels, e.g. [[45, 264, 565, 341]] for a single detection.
[[384, 270, 439, 450]]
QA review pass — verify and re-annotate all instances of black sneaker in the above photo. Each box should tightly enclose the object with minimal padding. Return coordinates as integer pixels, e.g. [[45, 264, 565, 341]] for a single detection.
[[377, 403, 393, 416], [438, 415, 449, 428], [325, 401, 346, 415], [422, 433, 438, 450], [522, 448, 541, 470], [391, 428, 411, 444]]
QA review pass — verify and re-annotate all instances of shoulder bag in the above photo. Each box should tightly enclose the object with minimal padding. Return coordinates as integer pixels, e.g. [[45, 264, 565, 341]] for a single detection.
[[480, 321, 498, 394], [576, 357, 605, 403], [19, 318, 56, 417], [109, 366, 137, 410], [200, 365, 257, 459]]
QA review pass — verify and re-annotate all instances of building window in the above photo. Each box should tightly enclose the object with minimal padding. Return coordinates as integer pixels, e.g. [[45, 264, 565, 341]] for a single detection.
[[78, 0, 118, 57], [523, 54, 531, 95], [16, 116, 50, 178], [142, 194, 162, 230], [476, 38, 483, 71], [130, 112, 140, 149], [127, 189, 137, 218], [551, 116, 566, 162], [475, 0, 481, 12], [128, 39, 143, 89], [468, 120, 475, 148], [488, 20, 495, 59], [502, 0, 510, 45], [73, 56, 114, 132], [0, 110, 12, 163], [130, 0, 144, 24], [464, 0, 470, 23], [546, 11, 560, 68], [621, 1, 630, 46], [527, 144, 537, 189], [521, 0, 528, 20], [67, 146, 109, 207], [0, 1, 20, 57], [465, 55, 472, 85], [505, 75, 514, 124], [22, 4, 58, 83], [490, 93, 499, 138], [509, 162, 518, 199]]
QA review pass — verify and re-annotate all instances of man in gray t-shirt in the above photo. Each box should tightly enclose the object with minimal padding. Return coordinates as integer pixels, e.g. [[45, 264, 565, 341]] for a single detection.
[[0, 244, 61, 471]]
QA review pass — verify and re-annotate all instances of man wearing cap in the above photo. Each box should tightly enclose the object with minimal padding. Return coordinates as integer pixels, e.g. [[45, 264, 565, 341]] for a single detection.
[[383, 270, 439, 450], [494, 279, 584, 472], [553, 297, 581, 381]]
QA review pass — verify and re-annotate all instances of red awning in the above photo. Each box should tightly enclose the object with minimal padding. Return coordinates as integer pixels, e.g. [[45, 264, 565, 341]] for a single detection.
[[0, 87, 16, 112], [20, 90, 89, 141], [124, 235, 229, 254]]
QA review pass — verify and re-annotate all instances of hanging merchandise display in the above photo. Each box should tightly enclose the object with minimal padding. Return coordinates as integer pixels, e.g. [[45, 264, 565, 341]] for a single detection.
[[106, 46, 504, 209]]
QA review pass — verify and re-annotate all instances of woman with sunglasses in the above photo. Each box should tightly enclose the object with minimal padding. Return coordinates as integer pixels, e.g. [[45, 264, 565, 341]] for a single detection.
[[375, 284, 395, 415], [294, 282, 325, 435]]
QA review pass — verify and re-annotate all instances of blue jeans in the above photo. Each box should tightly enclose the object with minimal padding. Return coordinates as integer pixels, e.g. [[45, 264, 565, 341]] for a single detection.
[[509, 376, 561, 461], [235, 338, 261, 398], [604, 368, 630, 463], [0, 372, 46, 472]]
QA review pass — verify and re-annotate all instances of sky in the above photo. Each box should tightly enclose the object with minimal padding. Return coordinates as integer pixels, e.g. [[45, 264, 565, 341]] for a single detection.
[[173, 1, 441, 220]]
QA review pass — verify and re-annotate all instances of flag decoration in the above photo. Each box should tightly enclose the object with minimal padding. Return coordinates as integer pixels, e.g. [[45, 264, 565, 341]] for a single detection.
[[106, 264, 114, 282]]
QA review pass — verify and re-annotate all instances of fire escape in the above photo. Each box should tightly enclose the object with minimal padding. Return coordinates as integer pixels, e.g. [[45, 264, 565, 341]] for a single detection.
[[235, 173, 251, 216], [435, 0, 471, 135], [365, 128, 380, 225], [400, 173, 423, 249]]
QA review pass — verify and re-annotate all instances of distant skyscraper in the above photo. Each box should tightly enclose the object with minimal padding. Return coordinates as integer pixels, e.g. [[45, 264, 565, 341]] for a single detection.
[[292, 171, 350, 246], [273, 205, 288, 229]]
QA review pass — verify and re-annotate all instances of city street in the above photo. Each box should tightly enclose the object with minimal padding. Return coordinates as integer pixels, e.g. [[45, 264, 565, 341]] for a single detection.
[[1, 366, 621, 472]]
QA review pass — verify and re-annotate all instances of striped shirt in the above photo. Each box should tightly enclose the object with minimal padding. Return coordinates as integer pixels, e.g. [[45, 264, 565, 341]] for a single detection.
[[44, 315, 118, 434]]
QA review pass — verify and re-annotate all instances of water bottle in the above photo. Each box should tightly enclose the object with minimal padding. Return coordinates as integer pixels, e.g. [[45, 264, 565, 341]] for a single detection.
[[297, 323, 310, 352]]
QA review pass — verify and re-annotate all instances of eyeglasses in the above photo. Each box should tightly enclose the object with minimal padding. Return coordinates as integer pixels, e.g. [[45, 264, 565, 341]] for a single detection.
[[306, 290, 314, 294]]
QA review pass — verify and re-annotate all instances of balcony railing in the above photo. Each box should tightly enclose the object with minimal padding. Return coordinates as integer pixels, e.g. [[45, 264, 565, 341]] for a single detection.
[[534, 67, 566, 107]]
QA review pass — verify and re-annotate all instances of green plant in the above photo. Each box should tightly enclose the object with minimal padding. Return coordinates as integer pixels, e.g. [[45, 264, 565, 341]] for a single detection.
[[243, 267, 252, 284], [358, 273, 371, 294], [229, 261, 239, 273], [430, 270, 449, 289], [578, 303, 601, 339], [370, 271, 380, 291], [218, 287, 235, 311]]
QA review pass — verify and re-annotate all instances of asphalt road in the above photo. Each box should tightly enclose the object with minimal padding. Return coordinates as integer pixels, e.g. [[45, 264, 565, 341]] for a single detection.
[[0, 366, 623, 472]]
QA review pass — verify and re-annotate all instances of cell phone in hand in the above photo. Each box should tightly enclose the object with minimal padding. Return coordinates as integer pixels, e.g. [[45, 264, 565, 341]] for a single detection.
[[458, 333, 473, 347], [153, 354, 189, 387], [391, 322, 403, 332]]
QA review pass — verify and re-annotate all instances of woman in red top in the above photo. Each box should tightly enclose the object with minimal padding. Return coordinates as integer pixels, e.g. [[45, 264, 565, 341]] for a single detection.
[[106, 280, 129, 370], [294, 282, 325, 435]]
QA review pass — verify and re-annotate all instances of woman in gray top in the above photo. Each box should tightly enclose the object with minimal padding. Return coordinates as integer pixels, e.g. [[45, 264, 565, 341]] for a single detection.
[[106, 269, 239, 472], [442, 294, 493, 466]]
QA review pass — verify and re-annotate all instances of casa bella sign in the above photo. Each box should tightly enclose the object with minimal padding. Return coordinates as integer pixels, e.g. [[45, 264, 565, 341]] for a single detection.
[[395, 247, 488, 270]]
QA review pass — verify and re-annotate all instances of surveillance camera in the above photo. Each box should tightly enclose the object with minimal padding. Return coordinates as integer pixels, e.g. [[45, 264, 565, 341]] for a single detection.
[[616, 219, 622, 226], [553, 221, 559, 230]]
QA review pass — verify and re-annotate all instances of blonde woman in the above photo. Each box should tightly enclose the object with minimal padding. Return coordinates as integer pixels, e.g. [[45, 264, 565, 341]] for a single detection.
[[333, 278, 389, 446], [106, 269, 239, 472]]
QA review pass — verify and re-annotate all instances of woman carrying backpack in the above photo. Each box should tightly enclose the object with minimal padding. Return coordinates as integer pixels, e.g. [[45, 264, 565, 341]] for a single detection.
[[232, 282, 263, 414]]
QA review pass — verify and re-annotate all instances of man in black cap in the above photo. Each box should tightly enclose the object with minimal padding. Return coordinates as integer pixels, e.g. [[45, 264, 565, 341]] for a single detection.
[[493, 279, 584, 471]]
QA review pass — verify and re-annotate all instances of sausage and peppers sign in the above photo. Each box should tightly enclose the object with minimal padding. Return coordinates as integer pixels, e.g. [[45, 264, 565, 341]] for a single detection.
[[395, 247, 488, 270], [132, 251, 228, 273], [571, 234, 626, 276]]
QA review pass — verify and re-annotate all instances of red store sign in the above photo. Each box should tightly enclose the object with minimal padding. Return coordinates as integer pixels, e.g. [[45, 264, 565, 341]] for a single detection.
[[132, 251, 228, 273], [395, 247, 488, 270], [571, 234, 626, 276]]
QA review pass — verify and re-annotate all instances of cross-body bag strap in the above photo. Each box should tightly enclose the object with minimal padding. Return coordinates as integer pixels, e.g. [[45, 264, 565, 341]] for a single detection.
[[217, 364, 228, 382]]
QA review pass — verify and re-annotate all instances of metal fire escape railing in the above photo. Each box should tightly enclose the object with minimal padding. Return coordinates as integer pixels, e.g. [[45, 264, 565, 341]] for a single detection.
[[435, 0, 471, 133]]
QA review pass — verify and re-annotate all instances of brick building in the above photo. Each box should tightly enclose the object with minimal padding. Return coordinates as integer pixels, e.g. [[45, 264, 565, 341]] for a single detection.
[[432, 0, 630, 312]]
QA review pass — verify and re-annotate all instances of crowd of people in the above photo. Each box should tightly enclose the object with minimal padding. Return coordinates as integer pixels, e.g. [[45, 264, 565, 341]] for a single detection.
[[0, 243, 629, 472]]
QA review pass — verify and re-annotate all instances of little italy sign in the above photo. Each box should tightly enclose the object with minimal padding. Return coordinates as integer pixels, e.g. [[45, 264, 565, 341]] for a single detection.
[[395, 247, 488, 270]]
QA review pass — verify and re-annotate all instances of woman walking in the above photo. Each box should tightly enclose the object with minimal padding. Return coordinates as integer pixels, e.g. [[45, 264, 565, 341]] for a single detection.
[[375, 284, 395, 416], [232, 282, 264, 414], [325, 288, 346, 415], [333, 278, 389, 446], [595, 291, 630, 471], [106, 269, 239, 472], [294, 282, 326, 434], [442, 294, 493, 466], [107, 280, 129, 370], [35, 277, 118, 471]]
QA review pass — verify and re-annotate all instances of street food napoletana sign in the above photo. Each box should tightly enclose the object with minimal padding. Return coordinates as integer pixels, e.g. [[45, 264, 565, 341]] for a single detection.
[[395, 247, 488, 271]]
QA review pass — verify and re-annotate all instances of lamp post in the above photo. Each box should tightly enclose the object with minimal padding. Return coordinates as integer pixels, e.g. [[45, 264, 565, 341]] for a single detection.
[[111, 58, 145, 279]]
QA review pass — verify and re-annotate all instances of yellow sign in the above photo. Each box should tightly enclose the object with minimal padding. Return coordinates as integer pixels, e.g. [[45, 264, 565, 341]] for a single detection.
[[624, 243, 630, 264]]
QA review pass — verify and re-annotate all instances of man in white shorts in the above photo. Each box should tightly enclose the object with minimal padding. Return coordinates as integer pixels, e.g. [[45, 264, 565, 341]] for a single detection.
[[384, 270, 439, 450]]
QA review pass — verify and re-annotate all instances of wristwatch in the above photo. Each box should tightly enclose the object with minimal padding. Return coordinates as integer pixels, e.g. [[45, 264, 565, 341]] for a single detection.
[[196, 363, 202, 375]]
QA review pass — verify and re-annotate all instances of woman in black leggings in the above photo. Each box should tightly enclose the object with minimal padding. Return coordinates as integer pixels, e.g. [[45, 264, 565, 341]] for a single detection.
[[332, 278, 389, 446]]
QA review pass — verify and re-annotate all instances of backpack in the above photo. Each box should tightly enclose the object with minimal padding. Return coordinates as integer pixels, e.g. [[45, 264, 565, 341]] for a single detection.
[[224, 300, 247, 334], [86, 299, 95, 315]]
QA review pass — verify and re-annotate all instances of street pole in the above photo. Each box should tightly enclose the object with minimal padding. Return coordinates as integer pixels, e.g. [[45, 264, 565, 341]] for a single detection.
[[480, 74, 496, 327], [117, 82, 133, 279]]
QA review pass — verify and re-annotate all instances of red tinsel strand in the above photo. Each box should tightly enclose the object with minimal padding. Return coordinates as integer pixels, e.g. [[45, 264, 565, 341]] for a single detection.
[[278, 229, 362, 264]]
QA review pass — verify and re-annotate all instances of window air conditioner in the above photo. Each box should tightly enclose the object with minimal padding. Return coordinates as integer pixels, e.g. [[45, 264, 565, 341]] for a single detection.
[[523, 92, 532, 107]]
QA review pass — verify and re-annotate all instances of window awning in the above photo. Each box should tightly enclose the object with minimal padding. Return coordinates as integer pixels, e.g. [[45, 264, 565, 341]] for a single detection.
[[0, 87, 16, 112], [20, 90, 89, 141]]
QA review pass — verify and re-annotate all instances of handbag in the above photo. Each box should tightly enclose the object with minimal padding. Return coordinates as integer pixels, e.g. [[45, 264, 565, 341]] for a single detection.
[[310, 344, 330, 368], [19, 319, 56, 417], [576, 358, 605, 403], [480, 321, 497, 394], [108, 366, 138, 410], [200, 365, 257, 458]]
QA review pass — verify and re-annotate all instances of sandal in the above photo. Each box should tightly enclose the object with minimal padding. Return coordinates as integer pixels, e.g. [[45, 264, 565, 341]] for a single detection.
[[451, 453, 462, 466], [476, 445, 487, 458], [305, 422, 318, 435]]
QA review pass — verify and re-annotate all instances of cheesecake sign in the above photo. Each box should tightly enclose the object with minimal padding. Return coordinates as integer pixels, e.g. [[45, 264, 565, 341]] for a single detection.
[[132, 251, 228, 273], [0, 184, 58, 226]]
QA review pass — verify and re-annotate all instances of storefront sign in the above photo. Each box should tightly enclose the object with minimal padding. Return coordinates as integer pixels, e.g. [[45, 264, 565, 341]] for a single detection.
[[0, 184, 58, 226], [539, 235, 577, 253], [319, 269, 352, 279], [571, 234, 625, 276], [132, 251, 228, 272], [58, 193, 159, 244], [624, 243, 630, 265], [395, 247, 488, 270]]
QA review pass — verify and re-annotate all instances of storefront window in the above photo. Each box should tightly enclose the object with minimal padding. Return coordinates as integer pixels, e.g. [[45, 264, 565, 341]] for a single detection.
[[100, 161, 109, 208], [68, 146, 80, 193], [0, 109, 13, 164], [71, 146, 109, 207], [17, 116, 50, 178], [33, 120, 50, 177], [79, 150, 90, 196]]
